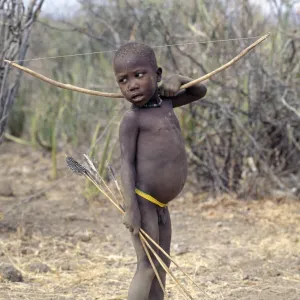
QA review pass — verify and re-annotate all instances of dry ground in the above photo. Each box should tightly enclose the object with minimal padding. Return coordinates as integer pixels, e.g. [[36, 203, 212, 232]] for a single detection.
[[0, 142, 299, 300]]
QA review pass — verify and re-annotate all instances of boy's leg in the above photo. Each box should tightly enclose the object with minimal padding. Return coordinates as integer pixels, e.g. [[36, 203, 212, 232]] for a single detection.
[[128, 196, 160, 300], [149, 207, 171, 300]]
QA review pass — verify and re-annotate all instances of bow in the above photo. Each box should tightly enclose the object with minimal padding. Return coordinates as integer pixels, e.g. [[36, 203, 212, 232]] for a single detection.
[[4, 33, 270, 98]]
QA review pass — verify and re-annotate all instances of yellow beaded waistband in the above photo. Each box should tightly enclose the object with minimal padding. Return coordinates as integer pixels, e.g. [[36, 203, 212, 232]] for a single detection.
[[135, 188, 168, 208]]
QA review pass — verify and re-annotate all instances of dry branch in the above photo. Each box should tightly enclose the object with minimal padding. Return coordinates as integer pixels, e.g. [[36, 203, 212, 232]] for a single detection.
[[0, 0, 45, 142]]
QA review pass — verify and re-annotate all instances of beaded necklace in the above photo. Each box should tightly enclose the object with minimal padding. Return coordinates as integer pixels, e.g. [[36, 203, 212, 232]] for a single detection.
[[141, 97, 162, 108]]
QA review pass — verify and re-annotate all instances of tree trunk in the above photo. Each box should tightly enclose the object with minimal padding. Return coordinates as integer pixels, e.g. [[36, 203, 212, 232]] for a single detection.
[[0, 0, 44, 143]]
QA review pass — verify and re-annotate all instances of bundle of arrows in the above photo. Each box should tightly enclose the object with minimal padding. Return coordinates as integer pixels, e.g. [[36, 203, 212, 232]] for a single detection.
[[66, 155, 213, 300]]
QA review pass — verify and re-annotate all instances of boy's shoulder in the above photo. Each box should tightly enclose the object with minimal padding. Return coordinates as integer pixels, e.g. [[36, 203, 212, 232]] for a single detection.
[[120, 108, 139, 128], [122, 108, 139, 120]]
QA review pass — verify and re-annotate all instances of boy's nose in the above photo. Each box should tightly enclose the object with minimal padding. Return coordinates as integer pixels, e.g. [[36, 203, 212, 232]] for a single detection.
[[128, 80, 139, 91]]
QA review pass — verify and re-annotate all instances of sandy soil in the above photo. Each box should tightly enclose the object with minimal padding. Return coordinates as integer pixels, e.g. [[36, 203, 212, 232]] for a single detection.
[[0, 142, 299, 300]]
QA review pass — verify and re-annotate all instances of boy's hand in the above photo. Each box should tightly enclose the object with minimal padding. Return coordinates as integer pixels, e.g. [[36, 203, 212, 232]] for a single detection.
[[159, 75, 182, 97], [123, 208, 141, 235]]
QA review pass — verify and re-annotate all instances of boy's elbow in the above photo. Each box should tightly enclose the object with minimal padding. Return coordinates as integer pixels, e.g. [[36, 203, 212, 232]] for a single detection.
[[187, 84, 207, 99], [121, 159, 135, 174], [199, 84, 207, 98]]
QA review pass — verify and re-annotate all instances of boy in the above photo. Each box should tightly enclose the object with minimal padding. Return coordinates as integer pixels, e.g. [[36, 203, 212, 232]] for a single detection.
[[114, 42, 207, 300]]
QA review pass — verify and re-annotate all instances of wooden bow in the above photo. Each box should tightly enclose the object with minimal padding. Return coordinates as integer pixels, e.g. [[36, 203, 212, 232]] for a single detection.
[[4, 33, 270, 98]]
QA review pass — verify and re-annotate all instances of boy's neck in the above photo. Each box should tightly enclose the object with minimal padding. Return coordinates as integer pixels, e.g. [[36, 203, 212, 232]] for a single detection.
[[141, 90, 162, 108]]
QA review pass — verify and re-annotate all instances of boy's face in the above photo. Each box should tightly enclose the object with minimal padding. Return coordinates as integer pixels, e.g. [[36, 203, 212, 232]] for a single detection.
[[114, 54, 162, 106]]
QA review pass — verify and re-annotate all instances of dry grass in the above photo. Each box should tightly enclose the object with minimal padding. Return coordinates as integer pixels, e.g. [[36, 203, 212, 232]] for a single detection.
[[0, 144, 299, 299]]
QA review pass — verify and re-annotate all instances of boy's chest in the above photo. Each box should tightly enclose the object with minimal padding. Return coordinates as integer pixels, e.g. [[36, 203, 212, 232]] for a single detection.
[[139, 102, 181, 134]]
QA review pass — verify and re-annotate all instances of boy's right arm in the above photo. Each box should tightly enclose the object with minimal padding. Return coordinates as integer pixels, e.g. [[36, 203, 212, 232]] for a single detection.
[[119, 111, 141, 235], [159, 74, 207, 107]]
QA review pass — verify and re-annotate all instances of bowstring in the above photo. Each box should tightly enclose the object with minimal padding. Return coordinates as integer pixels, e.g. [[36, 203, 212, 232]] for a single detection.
[[10, 36, 262, 63]]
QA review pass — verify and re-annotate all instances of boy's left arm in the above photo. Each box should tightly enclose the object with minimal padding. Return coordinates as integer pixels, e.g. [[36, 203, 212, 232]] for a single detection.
[[159, 74, 207, 108]]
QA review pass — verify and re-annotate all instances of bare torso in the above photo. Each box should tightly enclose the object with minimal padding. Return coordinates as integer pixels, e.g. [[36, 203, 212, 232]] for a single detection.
[[131, 99, 187, 204]]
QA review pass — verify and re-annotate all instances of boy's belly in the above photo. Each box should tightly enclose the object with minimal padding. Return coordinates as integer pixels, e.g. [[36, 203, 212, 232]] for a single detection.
[[135, 131, 188, 204]]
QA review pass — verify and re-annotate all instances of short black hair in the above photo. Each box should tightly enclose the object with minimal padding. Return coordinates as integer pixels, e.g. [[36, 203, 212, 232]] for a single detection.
[[113, 42, 158, 70]]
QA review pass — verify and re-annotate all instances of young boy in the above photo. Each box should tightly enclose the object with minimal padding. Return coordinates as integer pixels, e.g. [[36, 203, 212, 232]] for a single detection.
[[114, 42, 207, 300]]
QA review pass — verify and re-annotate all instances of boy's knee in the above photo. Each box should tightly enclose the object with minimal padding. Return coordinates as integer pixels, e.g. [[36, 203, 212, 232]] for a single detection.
[[164, 258, 171, 268], [138, 259, 158, 279]]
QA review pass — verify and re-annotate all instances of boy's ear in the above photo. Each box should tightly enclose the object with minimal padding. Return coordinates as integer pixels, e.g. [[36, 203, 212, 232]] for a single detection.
[[156, 67, 162, 82]]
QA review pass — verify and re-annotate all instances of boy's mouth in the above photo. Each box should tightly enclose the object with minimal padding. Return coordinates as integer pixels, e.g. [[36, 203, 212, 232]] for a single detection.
[[131, 94, 144, 102]]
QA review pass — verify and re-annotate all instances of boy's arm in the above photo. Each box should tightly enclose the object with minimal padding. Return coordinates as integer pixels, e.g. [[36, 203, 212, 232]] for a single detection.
[[119, 111, 141, 235], [159, 75, 207, 108]]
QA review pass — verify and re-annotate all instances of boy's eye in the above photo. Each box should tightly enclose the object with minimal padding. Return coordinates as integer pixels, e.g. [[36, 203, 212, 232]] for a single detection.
[[136, 72, 144, 78], [119, 78, 127, 84]]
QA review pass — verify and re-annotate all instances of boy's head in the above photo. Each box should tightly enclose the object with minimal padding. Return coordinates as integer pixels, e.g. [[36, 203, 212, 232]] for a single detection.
[[113, 42, 162, 106]]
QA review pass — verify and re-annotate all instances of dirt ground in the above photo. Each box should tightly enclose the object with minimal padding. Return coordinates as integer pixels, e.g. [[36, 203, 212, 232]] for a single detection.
[[0, 142, 299, 300]]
